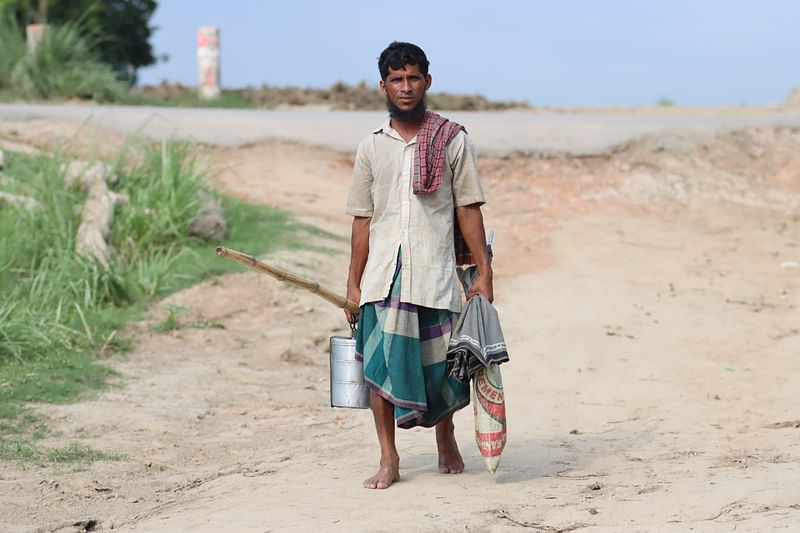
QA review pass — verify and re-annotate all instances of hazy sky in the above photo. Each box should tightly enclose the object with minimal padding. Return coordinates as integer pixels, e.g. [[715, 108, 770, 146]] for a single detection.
[[137, 0, 800, 107]]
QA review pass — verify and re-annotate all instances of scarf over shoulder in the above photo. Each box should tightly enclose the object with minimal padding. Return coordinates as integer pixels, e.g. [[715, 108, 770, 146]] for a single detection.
[[413, 110, 478, 266]]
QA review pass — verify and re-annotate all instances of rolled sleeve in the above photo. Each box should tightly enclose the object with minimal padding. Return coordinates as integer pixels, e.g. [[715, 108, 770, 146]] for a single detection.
[[449, 132, 486, 208], [346, 139, 375, 217]]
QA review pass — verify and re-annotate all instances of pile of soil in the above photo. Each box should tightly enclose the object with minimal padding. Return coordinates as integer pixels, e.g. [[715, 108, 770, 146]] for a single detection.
[[133, 81, 530, 111], [785, 87, 800, 108]]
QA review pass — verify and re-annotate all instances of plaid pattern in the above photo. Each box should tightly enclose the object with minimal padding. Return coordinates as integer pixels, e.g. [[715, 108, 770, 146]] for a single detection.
[[412, 111, 465, 194], [412, 111, 478, 266], [453, 227, 474, 266], [356, 253, 470, 429]]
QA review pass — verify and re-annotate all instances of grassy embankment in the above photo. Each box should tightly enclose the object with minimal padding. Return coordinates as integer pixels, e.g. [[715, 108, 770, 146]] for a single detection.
[[122, 88, 253, 109], [0, 141, 329, 466]]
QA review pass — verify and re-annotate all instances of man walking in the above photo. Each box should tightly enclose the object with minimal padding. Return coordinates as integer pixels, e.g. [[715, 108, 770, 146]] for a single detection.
[[346, 41, 493, 489]]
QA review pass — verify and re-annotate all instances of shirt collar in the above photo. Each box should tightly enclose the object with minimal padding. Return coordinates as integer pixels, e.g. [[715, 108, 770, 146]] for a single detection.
[[373, 117, 416, 144], [372, 117, 391, 135]]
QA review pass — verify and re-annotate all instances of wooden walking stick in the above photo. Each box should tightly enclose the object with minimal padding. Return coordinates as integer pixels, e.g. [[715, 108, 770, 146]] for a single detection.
[[215, 246, 360, 316]]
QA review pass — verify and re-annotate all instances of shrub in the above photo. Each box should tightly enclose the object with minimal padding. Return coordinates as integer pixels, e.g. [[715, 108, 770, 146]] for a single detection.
[[0, 16, 26, 89], [4, 21, 123, 101], [0, 141, 207, 364]]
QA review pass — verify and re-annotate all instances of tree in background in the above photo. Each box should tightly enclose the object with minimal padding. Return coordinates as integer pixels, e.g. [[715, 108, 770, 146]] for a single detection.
[[0, 0, 157, 83]]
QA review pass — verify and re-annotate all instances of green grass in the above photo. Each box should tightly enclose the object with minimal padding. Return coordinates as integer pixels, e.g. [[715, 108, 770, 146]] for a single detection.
[[151, 305, 225, 333], [121, 89, 253, 109], [0, 353, 116, 405], [0, 403, 48, 438], [0, 141, 330, 463], [190, 319, 225, 330], [151, 304, 187, 333], [0, 16, 26, 91], [0, 438, 124, 466], [0, 377, 121, 468]]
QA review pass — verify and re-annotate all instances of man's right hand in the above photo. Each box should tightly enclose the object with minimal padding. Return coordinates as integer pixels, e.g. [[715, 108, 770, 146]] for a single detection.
[[345, 285, 361, 324]]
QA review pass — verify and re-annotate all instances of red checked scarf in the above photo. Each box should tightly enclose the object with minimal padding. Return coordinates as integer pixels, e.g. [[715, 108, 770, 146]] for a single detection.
[[412, 111, 476, 265]]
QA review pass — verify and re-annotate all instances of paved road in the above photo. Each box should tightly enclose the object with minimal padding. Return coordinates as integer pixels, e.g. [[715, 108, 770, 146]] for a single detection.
[[2, 103, 799, 156]]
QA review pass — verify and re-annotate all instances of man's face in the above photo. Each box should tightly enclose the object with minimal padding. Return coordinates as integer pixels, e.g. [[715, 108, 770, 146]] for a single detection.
[[380, 64, 432, 115]]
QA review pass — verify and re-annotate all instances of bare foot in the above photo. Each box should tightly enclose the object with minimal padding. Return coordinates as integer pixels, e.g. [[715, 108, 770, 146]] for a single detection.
[[436, 420, 464, 474], [363, 461, 400, 489]]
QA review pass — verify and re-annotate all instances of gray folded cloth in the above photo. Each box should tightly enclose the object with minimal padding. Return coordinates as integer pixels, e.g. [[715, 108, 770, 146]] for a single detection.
[[447, 265, 510, 383]]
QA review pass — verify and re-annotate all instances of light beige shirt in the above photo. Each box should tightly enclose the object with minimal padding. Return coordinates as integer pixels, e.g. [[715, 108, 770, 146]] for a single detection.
[[346, 118, 486, 313]]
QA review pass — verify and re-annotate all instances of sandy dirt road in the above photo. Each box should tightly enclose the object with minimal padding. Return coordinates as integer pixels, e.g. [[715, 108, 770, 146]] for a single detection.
[[2, 103, 800, 155], [0, 108, 799, 532]]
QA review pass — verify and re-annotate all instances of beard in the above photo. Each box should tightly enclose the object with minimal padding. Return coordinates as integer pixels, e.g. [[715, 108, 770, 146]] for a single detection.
[[386, 94, 427, 122]]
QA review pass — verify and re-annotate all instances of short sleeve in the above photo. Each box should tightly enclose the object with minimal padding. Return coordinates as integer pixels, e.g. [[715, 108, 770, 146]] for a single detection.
[[448, 131, 486, 208], [346, 138, 375, 217]]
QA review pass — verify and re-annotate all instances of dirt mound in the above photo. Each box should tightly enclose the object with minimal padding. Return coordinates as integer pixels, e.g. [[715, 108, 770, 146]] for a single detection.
[[480, 126, 800, 213], [473, 126, 800, 278], [133, 81, 530, 111], [785, 87, 800, 108], [617, 127, 800, 209]]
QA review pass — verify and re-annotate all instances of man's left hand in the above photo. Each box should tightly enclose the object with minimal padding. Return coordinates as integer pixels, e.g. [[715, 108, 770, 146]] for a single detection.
[[467, 271, 494, 303]]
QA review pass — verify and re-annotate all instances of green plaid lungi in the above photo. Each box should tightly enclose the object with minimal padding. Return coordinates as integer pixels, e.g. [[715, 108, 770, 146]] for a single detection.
[[355, 255, 470, 429]]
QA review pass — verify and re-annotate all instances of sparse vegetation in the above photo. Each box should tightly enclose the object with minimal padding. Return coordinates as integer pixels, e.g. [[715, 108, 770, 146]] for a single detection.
[[151, 305, 226, 333], [191, 318, 224, 330], [0, 437, 124, 466], [152, 304, 187, 333], [657, 96, 675, 107]]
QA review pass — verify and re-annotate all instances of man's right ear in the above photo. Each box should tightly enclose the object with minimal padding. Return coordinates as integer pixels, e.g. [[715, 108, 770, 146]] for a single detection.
[[379, 80, 386, 95]]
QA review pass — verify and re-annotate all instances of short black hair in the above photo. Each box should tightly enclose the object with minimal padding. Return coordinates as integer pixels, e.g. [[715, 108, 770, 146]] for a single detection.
[[378, 41, 429, 80]]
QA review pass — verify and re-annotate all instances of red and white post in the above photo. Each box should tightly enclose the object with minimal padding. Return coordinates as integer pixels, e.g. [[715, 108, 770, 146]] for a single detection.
[[26, 24, 48, 53], [197, 26, 221, 100]]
